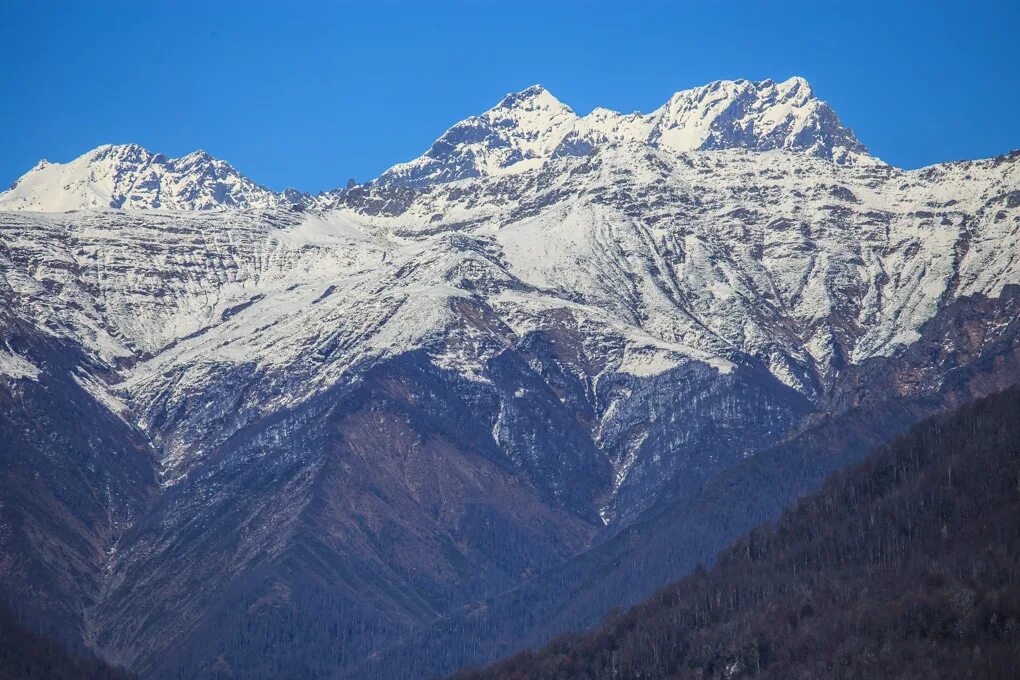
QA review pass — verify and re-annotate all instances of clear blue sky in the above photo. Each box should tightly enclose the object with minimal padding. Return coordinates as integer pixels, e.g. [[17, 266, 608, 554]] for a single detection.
[[2, 0, 1017, 193]]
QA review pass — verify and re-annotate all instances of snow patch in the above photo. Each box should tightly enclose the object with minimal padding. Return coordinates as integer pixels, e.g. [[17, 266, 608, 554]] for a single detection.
[[0, 349, 40, 381]]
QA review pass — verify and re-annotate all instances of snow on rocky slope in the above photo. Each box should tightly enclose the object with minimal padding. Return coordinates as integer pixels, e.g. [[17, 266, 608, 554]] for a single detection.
[[1, 77, 1018, 678], [3, 136, 1017, 508], [3, 77, 1019, 507]]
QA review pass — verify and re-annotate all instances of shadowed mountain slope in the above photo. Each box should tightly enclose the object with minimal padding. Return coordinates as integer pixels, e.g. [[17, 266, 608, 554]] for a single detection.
[[0, 599, 136, 680], [347, 285, 1020, 680], [451, 385, 1020, 679]]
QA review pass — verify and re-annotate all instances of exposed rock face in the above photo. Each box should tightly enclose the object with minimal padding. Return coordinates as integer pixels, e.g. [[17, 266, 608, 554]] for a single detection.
[[0, 80, 1017, 679]]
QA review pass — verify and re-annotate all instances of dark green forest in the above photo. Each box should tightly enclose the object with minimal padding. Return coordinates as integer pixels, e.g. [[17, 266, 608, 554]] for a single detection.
[[451, 387, 1020, 679], [0, 600, 136, 680]]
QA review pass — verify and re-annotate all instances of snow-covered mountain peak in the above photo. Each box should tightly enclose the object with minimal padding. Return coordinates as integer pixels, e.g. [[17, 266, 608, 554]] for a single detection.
[[377, 76, 876, 189], [482, 84, 578, 152], [376, 85, 579, 187], [0, 143, 292, 212], [174, 148, 215, 163], [778, 74, 812, 93], [492, 84, 566, 111], [648, 76, 868, 163]]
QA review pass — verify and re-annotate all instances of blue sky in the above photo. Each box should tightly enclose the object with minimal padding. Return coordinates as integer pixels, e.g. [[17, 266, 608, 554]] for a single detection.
[[2, 0, 1017, 192]]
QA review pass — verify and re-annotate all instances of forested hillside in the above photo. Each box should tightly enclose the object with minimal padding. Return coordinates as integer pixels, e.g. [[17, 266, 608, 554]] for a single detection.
[[451, 386, 1020, 679], [0, 600, 136, 680]]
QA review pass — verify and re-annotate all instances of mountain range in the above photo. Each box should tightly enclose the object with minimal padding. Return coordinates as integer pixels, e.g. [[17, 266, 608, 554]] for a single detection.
[[0, 77, 1018, 679]]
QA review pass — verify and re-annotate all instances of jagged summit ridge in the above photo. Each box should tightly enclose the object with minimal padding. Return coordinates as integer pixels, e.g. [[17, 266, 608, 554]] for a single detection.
[[0, 143, 305, 212], [1, 77, 874, 210], [378, 76, 874, 187]]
